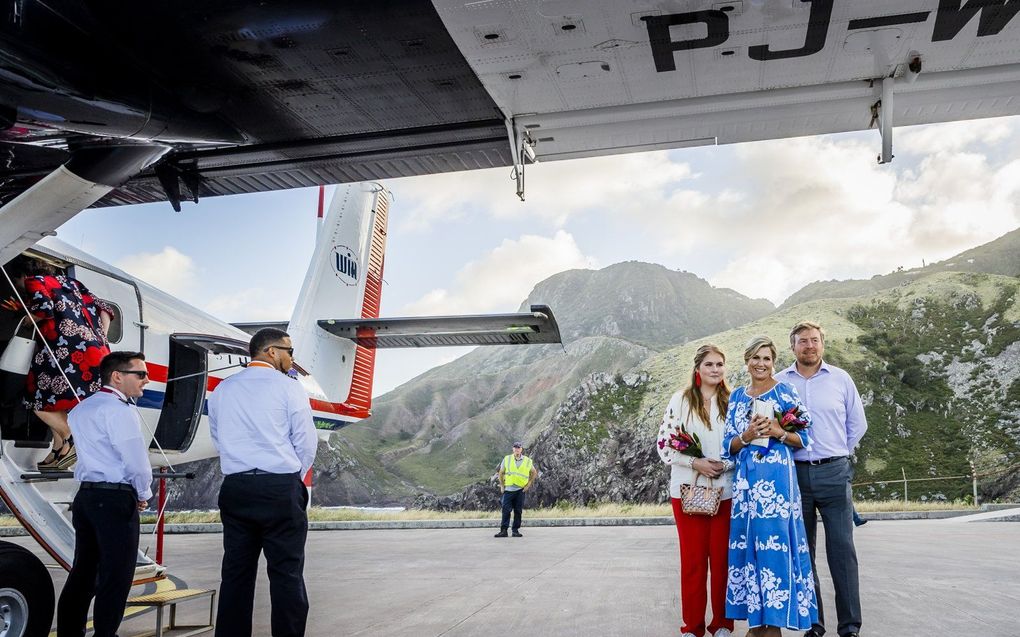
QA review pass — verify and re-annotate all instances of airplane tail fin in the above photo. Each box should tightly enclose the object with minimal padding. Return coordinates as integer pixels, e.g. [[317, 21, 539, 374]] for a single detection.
[[287, 183, 390, 420]]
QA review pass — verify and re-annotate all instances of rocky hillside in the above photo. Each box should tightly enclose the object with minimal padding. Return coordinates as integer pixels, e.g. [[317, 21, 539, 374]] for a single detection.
[[166, 261, 774, 508], [442, 271, 1020, 509], [781, 227, 1020, 309], [337, 262, 774, 498], [526, 262, 774, 349]]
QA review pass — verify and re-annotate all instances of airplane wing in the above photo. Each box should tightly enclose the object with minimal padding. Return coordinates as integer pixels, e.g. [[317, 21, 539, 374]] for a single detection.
[[2, 0, 1020, 211], [317, 305, 561, 348]]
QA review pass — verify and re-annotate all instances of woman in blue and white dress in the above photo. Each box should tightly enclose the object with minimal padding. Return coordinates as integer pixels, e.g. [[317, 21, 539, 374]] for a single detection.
[[722, 336, 817, 637]]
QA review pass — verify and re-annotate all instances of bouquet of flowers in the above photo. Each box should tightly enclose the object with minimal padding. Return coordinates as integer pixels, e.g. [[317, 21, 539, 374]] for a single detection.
[[661, 424, 705, 458], [776, 405, 809, 432]]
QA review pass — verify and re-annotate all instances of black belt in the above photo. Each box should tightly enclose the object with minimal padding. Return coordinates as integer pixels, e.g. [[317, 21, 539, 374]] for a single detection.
[[79, 481, 135, 493], [795, 456, 847, 466], [233, 468, 278, 476]]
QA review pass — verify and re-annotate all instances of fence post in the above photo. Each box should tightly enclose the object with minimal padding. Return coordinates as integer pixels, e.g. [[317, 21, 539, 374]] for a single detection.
[[901, 467, 907, 504], [973, 474, 979, 506]]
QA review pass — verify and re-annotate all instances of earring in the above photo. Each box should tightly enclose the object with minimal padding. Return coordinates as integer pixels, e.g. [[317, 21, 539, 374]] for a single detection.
[[694, 371, 702, 387]]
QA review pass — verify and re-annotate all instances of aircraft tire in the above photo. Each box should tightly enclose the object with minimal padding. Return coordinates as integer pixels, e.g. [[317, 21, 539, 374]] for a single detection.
[[0, 540, 54, 637]]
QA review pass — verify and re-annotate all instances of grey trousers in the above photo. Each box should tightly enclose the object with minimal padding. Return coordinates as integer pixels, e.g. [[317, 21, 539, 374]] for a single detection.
[[796, 457, 862, 636]]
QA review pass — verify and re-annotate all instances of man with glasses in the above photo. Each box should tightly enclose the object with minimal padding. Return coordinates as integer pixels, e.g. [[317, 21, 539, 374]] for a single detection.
[[209, 327, 317, 637], [57, 351, 152, 637]]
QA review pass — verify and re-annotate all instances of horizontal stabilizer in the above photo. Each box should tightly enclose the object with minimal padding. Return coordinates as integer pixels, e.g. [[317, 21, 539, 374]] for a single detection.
[[317, 305, 561, 349], [230, 321, 288, 336]]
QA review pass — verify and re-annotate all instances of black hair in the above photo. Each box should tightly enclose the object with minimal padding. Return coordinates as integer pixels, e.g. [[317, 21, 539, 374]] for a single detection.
[[249, 327, 290, 358], [100, 351, 146, 385]]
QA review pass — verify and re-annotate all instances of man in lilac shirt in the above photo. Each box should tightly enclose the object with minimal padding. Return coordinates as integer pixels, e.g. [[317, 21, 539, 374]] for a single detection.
[[777, 321, 866, 637]]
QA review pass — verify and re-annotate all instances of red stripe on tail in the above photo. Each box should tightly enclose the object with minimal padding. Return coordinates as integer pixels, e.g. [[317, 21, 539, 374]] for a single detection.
[[341, 191, 389, 418]]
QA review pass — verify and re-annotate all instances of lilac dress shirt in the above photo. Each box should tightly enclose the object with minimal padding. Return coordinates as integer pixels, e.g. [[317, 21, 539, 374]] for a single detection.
[[777, 361, 867, 462]]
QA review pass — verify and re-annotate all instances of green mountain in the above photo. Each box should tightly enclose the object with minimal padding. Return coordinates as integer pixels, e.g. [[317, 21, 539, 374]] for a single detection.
[[525, 262, 774, 350], [324, 262, 776, 500], [781, 227, 1020, 309], [520, 271, 1020, 508]]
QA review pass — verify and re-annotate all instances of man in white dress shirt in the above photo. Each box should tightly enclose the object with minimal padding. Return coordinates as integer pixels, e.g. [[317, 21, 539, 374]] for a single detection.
[[57, 351, 152, 637], [208, 327, 317, 637]]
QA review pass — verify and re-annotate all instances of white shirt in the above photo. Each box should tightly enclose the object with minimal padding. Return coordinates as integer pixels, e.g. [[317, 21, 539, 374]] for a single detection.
[[69, 386, 153, 501], [208, 364, 317, 476], [657, 391, 734, 499]]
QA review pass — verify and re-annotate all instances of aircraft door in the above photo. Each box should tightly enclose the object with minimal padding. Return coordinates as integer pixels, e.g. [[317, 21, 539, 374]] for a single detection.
[[70, 266, 144, 352]]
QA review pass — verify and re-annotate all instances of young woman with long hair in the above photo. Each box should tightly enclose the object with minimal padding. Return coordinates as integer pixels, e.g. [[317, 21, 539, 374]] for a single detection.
[[657, 344, 735, 637]]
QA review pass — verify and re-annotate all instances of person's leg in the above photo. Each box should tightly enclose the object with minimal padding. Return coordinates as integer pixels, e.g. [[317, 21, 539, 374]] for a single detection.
[[91, 492, 140, 637], [34, 410, 71, 466], [707, 499, 734, 636], [814, 460, 862, 636], [57, 493, 99, 637], [511, 490, 525, 532], [498, 491, 512, 532], [672, 498, 709, 637], [797, 464, 825, 636], [34, 409, 70, 441], [216, 477, 264, 637], [262, 475, 310, 637]]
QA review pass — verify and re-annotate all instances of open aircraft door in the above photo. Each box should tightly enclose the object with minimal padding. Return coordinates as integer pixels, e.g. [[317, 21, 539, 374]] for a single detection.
[[151, 334, 249, 455]]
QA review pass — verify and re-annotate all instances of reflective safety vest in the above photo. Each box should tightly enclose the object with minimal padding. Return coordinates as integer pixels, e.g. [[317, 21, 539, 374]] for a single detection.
[[502, 454, 533, 488]]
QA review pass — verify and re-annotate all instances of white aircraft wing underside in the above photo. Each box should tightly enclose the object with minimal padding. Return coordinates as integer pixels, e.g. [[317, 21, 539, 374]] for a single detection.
[[434, 0, 1020, 160]]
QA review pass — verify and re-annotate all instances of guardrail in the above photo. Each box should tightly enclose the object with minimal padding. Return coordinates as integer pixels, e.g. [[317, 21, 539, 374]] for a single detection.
[[853, 463, 1020, 505]]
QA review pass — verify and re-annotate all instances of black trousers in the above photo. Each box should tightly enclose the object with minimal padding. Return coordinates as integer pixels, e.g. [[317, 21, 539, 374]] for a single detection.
[[216, 472, 309, 637], [57, 488, 139, 637], [500, 489, 526, 531]]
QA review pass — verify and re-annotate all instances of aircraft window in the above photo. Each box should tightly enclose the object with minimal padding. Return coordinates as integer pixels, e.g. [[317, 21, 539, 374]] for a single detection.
[[103, 303, 123, 344]]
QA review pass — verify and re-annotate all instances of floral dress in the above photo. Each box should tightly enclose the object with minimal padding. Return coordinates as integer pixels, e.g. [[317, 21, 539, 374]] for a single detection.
[[721, 382, 818, 630], [23, 275, 113, 412]]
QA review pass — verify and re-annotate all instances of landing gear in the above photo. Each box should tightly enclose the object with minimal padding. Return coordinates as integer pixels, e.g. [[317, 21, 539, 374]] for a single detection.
[[0, 540, 53, 637]]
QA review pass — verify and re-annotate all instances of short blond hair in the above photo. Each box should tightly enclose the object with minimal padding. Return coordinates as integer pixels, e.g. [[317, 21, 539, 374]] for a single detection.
[[789, 321, 825, 348], [743, 336, 777, 364]]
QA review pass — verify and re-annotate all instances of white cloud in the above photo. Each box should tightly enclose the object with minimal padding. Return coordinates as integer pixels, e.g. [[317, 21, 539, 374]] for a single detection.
[[116, 247, 197, 297], [603, 122, 1020, 305], [898, 117, 1015, 155], [205, 288, 293, 323], [387, 151, 694, 231], [402, 230, 597, 315]]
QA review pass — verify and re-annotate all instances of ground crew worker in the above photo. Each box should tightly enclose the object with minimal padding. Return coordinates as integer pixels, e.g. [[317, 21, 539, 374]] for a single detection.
[[57, 351, 153, 637], [209, 327, 317, 637], [494, 441, 537, 537]]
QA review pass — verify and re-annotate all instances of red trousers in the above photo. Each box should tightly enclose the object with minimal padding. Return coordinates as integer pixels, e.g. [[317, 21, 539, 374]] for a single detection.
[[671, 497, 733, 637]]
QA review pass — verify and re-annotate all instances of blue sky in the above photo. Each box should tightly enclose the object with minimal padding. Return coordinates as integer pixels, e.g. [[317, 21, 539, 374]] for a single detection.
[[57, 116, 1020, 395]]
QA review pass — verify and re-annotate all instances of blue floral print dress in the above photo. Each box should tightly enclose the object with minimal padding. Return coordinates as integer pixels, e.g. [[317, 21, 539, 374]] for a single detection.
[[721, 382, 818, 630]]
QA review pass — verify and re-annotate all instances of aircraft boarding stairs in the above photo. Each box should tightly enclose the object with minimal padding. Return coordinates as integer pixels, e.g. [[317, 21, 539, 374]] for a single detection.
[[0, 447, 168, 582]]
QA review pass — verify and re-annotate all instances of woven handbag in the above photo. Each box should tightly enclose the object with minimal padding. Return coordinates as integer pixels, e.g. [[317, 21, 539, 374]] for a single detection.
[[679, 473, 723, 516]]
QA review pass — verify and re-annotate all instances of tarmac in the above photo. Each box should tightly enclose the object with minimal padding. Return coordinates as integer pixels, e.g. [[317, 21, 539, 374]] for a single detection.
[[10, 513, 1019, 636]]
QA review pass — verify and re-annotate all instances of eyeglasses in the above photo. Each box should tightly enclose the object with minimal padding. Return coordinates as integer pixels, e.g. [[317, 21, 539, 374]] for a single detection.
[[264, 345, 294, 356], [118, 370, 149, 378]]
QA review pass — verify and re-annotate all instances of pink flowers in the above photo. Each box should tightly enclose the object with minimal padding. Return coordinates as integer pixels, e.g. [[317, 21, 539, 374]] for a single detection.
[[667, 427, 704, 458], [777, 406, 808, 431]]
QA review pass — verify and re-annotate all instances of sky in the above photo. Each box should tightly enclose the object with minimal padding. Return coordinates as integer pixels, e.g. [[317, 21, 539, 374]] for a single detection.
[[56, 115, 1020, 395]]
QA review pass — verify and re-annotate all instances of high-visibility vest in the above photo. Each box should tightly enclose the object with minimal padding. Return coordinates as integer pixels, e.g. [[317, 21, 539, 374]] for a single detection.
[[502, 454, 533, 488]]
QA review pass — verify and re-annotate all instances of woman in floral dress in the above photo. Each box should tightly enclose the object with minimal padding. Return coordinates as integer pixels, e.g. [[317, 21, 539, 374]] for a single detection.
[[721, 336, 817, 636], [7, 256, 113, 470]]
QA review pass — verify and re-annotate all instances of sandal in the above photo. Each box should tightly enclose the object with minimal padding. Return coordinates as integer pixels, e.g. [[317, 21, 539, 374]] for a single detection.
[[39, 439, 75, 471], [36, 449, 60, 469], [54, 438, 77, 470]]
